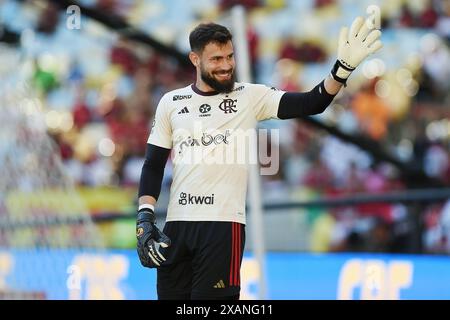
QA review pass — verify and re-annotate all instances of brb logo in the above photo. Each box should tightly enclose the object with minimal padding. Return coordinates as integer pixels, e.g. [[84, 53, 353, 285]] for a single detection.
[[219, 99, 237, 114], [179, 192, 215, 205]]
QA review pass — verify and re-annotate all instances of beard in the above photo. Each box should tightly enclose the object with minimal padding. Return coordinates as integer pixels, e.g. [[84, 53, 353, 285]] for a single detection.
[[200, 66, 235, 93]]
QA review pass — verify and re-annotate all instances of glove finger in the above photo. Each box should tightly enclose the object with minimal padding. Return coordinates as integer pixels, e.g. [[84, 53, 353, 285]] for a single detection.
[[147, 240, 162, 266], [137, 244, 153, 267], [148, 239, 167, 263], [338, 26, 348, 48], [357, 19, 371, 41], [349, 17, 364, 39], [148, 253, 161, 266], [364, 29, 382, 47], [151, 241, 167, 262], [367, 40, 383, 55], [156, 229, 171, 248]]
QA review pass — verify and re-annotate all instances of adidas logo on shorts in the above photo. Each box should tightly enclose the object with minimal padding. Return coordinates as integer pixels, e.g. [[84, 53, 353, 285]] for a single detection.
[[213, 280, 225, 289]]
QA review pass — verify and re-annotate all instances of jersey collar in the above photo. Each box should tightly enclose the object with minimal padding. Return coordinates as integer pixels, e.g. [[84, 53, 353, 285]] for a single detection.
[[191, 84, 220, 96]]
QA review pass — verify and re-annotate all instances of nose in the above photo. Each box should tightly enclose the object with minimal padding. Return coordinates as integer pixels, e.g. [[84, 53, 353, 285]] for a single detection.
[[221, 57, 234, 71], [219, 64, 231, 73]]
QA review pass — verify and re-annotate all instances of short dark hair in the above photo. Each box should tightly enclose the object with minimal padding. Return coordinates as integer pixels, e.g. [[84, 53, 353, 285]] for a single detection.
[[189, 23, 233, 53]]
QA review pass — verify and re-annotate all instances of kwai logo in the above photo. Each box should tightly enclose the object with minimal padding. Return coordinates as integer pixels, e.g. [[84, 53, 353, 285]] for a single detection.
[[179, 192, 215, 205]]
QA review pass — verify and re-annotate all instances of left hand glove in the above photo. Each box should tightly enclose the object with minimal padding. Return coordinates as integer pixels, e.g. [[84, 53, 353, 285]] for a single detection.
[[136, 208, 171, 268], [331, 16, 383, 85]]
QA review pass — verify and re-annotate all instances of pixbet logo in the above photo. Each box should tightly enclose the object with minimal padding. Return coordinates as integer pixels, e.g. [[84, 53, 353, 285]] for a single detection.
[[178, 192, 215, 205], [202, 130, 230, 146], [178, 130, 230, 154]]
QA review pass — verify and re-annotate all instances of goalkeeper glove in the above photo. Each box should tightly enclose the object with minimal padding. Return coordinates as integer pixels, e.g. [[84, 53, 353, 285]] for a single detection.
[[331, 16, 383, 85], [136, 207, 171, 268]]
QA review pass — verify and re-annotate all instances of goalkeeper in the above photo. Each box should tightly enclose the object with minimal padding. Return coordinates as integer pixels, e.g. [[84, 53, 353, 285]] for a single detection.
[[136, 16, 382, 300]]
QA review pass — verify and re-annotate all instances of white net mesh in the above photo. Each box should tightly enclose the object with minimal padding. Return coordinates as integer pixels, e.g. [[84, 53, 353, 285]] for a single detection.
[[0, 46, 105, 299]]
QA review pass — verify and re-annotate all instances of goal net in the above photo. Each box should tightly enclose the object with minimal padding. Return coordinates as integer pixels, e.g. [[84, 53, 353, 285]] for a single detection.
[[0, 46, 105, 299]]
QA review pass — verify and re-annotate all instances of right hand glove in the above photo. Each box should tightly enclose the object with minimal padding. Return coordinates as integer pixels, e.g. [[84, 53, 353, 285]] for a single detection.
[[136, 208, 171, 268], [331, 16, 383, 85]]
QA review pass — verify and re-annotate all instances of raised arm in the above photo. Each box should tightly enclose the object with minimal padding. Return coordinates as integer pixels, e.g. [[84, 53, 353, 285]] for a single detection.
[[277, 16, 382, 120]]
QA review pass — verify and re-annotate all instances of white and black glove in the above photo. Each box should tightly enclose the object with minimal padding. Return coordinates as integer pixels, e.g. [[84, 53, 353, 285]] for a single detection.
[[136, 208, 171, 268], [331, 16, 383, 85]]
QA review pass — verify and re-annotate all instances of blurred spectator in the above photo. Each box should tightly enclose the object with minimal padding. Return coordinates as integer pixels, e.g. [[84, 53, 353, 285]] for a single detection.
[[435, 0, 450, 41], [36, 2, 59, 34], [350, 79, 391, 140], [314, 0, 336, 9], [412, 121, 431, 171], [247, 25, 260, 80], [367, 217, 392, 252], [397, 1, 439, 29], [279, 39, 327, 63], [424, 143, 449, 179], [297, 41, 327, 63], [220, 0, 260, 11], [32, 59, 58, 95], [343, 162, 365, 193], [50, 132, 73, 161], [423, 200, 450, 254], [399, 4, 415, 28], [279, 37, 299, 61], [419, 0, 439, 28], [73, 101, 92, 130], [110, 38, 139, 75], [420, 34, 450, 99], [302, 155, 334, 192], [96, 0, 118, 12]]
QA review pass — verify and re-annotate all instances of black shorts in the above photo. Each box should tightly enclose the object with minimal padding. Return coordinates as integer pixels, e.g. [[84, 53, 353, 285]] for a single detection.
[[157, 221, 245, 300]]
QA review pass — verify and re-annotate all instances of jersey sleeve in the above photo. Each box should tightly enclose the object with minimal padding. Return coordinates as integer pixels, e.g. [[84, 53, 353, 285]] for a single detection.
[[251, 84, 286, 121], [147, 95, 173, 149]]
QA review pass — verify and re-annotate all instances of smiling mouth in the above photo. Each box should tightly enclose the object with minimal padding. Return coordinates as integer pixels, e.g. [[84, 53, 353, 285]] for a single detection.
[[215, 72, 232, 80]]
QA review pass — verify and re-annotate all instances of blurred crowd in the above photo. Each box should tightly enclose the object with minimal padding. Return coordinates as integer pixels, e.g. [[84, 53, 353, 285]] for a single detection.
[[0, 0, 449, 253]]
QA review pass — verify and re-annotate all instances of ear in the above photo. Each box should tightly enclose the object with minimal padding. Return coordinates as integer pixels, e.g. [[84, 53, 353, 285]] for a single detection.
[[189, 51, 200, 67]]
